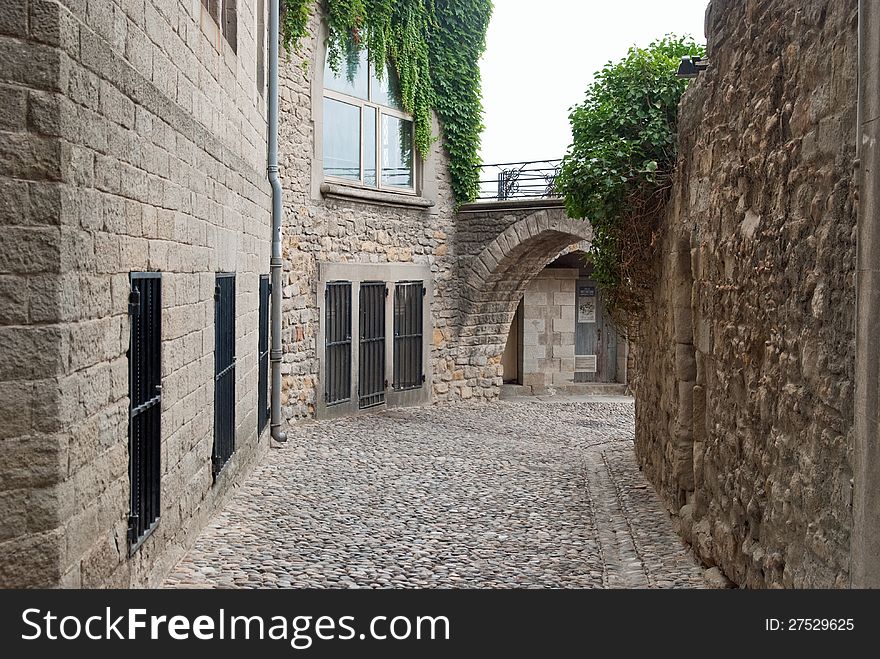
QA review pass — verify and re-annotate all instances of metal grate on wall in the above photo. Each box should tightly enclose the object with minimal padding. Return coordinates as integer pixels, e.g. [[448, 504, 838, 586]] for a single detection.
[[128, 273, 162, 551], [258, 275, 270, 434], [213, 273, 236, 478], [325, 282, 353, 406], [393, 281, 425, 391], [359, 282, 387, 409]]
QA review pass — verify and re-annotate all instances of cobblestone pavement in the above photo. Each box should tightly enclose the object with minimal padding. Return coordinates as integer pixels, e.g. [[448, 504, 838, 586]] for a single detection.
[[164, 399, 708, 588]]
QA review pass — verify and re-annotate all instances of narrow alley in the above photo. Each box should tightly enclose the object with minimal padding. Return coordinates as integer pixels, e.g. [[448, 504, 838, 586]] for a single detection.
[[165, 398, 707, 589]]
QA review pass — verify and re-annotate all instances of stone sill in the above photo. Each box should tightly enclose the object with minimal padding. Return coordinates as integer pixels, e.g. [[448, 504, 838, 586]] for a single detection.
[[320, 183, 435, 210]]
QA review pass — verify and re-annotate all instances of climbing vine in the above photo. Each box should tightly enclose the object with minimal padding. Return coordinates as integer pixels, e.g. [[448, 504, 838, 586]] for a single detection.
[[280, 0, 492, 204], [555, 36, 704, 329]]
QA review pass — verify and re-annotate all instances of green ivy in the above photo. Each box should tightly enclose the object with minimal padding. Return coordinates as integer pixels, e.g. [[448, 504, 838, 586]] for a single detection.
[[555, 36, 704, 322], [280, 0, 492, 204]]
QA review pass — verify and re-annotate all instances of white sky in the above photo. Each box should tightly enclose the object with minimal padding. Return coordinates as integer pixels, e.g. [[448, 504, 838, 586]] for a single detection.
[[479, 0, 709, 165]]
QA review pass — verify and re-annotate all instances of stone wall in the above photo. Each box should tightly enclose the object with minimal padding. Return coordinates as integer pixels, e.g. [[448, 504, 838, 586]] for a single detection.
[[633, 0, 857, 588], [0, 0, 271, 587], [454, 202, 594, 401], [276, 11, 461, 416], [522, 269, 578, 390]]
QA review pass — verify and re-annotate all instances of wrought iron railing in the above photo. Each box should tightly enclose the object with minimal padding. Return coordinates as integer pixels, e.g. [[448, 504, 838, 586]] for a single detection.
[[476, 159, 563, 201]]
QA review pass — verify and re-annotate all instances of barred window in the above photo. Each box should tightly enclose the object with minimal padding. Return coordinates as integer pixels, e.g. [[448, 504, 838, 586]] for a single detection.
[[213, 274, 237, 477], [128, 273, 162, 551], [393, 281, 424, 391], [258, 275, 270, 433]]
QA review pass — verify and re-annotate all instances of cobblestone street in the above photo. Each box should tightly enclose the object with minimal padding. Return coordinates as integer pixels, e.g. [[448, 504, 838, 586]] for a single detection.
[[165, 399, 708, 589]]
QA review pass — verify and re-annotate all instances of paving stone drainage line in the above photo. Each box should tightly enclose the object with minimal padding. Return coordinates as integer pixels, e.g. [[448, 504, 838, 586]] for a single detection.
[[600, 450, 654, 587], [581, 454, 651, 589]]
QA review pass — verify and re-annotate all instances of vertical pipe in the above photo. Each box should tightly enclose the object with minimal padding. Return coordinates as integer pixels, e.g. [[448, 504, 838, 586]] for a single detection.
[[268, 0, 287, 442]]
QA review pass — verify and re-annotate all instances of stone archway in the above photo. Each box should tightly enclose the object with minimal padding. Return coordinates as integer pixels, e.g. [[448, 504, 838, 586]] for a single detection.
[[448, 208, 593, 400]]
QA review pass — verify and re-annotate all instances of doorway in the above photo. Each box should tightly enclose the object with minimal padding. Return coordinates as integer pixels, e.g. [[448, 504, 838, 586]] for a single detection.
[[575, 278, 618, 383]]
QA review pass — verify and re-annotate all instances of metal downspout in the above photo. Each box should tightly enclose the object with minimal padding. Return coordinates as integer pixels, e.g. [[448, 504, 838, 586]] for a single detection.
[[268, 0, 287, 443]]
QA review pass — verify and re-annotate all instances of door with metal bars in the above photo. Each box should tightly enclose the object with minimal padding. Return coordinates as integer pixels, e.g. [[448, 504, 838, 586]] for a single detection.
[[325, 281, 352, 406], [359, 282, 387, 409], [213, 273, 236, 477], [128, 273, 162, 550], [393, 281, 425, 391], [258, 275, 270, 433]]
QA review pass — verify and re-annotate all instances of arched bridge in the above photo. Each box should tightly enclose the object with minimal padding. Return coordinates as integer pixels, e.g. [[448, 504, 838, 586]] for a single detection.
[[443, 198, 594, 400]]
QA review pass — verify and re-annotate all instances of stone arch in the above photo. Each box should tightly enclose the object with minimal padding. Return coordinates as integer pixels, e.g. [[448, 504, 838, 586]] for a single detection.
[[451, 209, 593, 399]]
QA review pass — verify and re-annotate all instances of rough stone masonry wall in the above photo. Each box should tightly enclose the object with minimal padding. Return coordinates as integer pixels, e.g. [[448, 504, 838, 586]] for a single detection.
[[276, 10, 461, 417], [0, 0, 271, 587], [633, 0, 857, 588]]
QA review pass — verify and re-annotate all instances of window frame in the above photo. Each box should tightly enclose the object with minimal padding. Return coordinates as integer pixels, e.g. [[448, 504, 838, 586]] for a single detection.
[[323, 62, 418, 196], [201, 0, 238, 54]]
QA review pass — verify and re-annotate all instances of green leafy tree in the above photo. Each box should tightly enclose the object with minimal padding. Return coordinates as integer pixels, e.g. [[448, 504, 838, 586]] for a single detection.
[[556, 36, 704, 321]]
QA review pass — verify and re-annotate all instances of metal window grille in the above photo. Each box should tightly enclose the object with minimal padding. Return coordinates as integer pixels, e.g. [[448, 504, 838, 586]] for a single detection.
[[359, 282, 387, 409], [325, 282, 352, 406], [258, 275, 270, 434], [213, 274, 236, 478], [393, 281, 425, 391], [128, 273, 162, 550]]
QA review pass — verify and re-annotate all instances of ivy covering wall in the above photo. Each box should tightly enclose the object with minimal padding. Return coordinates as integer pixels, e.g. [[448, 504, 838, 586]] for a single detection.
[[282, 0, 493, 204]]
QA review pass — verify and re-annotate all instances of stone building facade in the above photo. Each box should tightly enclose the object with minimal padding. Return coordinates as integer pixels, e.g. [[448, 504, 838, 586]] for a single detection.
[[1, 0, 273, 587], [633, 0, 858, 587]]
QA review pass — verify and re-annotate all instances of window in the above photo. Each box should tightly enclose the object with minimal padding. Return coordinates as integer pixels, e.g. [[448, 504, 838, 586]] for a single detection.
[[128, 273, 162, 551], [258, 275, 270, 433], [257, 0, 265, 96], [323, 50, 415, 192], [358, 282, 387, 409], [393, 281, 425, 391], [318, 266, 431, 418], [201, 0, 237, 53], [213, 274, 236, 478], [325, 281, 353, 406]]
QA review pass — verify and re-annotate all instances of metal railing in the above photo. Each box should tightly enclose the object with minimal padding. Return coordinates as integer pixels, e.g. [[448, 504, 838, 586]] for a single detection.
[[476, 159, 563, 201]]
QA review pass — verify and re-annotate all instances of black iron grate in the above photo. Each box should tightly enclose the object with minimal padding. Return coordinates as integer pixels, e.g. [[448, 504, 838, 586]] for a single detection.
[[258, 275, 270, 434], [213, 273, 236, 478], [128, 273, 162, 550], [393, 281, 424, 391], [325, 282, 352, 406], [359, 282, 387, 409]]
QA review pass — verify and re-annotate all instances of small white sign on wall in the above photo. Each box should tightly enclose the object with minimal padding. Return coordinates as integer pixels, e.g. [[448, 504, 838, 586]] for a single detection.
[[578, 297, 596, 324], [577, 355, 598, 373]]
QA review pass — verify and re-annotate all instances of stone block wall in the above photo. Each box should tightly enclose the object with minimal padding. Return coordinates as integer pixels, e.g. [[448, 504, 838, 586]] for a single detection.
[[1, 0, 271, 587], [633, 0, 857, 587], [522, 269, 578, 390]]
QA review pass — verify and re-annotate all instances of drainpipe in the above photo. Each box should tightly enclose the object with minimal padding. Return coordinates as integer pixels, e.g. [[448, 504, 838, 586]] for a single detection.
[[268, 0, 287, 443]]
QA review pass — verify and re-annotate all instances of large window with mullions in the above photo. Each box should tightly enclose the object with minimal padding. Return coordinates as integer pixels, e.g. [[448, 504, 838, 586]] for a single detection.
[[323, 51, 416, 192]]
